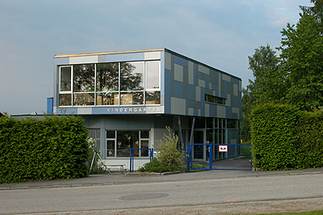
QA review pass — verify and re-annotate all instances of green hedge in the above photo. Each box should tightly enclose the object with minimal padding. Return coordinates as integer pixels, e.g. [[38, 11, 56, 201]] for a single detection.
[[0, 115, 89, 183], [250, 103, 323, 170]]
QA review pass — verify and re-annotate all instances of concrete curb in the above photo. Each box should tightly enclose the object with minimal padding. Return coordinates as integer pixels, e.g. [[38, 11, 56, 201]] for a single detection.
[[125, 171, 181, 176]]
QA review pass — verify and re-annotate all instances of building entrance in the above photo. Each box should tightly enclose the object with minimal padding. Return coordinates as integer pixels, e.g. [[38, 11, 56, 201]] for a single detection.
[[192, 130, 206, 161]]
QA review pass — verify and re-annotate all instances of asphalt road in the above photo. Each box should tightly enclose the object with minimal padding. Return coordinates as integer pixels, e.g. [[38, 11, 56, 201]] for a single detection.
[[1, 173, 323, 214]]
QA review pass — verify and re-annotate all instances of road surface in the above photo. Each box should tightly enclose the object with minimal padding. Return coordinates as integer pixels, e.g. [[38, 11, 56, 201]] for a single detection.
[[1, 173, 323, 214]]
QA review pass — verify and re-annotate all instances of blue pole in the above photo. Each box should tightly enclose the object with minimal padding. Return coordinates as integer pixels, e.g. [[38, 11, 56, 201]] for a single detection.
[[250, 145, 253, 171], [187, 142, 190, 172], [209, 144, 212, 170], [130, 148, 133, 173]]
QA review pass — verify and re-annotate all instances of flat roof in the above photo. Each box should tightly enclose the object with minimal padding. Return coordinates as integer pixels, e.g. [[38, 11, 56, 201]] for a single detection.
[[54, 48, 165, 58]]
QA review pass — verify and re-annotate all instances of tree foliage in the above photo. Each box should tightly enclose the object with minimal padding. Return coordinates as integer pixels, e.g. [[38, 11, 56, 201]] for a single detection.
[[279, 9, 323, 111], [242, 0, 323, 142], [242, 45, 283, 142], [248, 44, 284, 105]]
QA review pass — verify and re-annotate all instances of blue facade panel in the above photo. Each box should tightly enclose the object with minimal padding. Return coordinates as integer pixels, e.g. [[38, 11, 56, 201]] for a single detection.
[[174, 55, 188, 67], [212, 84, 219, 96], [223, 81, 228, 95], [205, 74, 210, 89], [164, 69, 172, 114], [193, 108, 198, 116], [232, 95, 239, 108], [226, 106, 232, 119], [47, 97, 53, 115], [173, 81, 183, 98], [208, 104, 216, 118], [231, 76, 239, 85], [199, 88, 205, 116]]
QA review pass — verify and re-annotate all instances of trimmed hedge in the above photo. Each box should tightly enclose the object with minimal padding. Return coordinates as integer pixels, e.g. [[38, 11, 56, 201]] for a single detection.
[[250, 103, 323, 170], [0, 115, 89, 183]]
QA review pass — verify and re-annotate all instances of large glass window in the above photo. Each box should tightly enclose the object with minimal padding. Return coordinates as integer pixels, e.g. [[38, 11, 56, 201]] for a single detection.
[[106, 130, 149, 158], [58, 60, 160, 107], [96, 63, 119, 92], [60, 67, 71, 91], [97, 92, 118, 105], [73, 64, 95, 92], [59, 94, 71, 106], [59, 66, 72, 106], [146, 61, 160, 89], [120, 62, 143, 91], [117, 131, 139, 157], [145, 91, 160, 104], [73, 93, 94, 106]]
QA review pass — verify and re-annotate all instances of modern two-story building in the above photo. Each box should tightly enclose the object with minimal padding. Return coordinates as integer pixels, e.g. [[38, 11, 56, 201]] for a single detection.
[[52, 48, 242, 169]]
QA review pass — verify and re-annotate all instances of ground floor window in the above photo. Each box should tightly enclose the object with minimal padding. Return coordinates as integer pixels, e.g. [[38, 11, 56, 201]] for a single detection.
[[106, 130, 149, 158]]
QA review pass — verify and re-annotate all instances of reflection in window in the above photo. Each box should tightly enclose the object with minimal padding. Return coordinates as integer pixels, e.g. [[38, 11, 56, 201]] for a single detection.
[[207, 118, 214, 129], [120, 62, 143, 91], [58, 60, 161, 107], [96, 92, 118, 106], [120, 93, 134, 105], [106, 130, 149, 158], [59, 94, 71, 106], [107, 140, 115, 157], [205, 94, 226, 105], [96, 63, 119, 92], [60, 67, 71, 91], [73, 93, 94, 106], [117, 131, 139, 157], [73, 64, 95, 92], [141, 130, 149, 138], [147, 61, 160, 89], [141, 140, 149, 156], [145, 91, 160, 104]]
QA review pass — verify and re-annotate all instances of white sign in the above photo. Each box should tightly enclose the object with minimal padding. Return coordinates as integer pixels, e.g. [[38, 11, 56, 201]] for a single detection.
[[219, 145, 228, 152]]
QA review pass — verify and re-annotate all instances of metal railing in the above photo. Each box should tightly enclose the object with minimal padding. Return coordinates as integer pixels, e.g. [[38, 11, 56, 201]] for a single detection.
[[129, 148, 154, 173]]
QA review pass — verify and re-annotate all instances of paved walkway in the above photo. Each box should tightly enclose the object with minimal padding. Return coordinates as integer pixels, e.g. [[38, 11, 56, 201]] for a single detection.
[[1, 168, 323, 190]]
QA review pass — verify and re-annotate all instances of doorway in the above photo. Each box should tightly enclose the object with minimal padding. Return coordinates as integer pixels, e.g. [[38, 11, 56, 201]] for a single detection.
[[192, 130, 206, 161]]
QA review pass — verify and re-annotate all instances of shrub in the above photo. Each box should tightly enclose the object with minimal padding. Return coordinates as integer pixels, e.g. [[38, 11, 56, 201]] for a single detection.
[[0, 115, 89, 183], [138, 158, 184, 173], [250, 103, 323, 170], [137, 127, 186, 173], [154, 127, 186, 169]]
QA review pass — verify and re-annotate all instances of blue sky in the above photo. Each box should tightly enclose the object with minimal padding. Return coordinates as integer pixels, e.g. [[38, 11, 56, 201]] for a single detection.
[[0, 0, 313, 115]]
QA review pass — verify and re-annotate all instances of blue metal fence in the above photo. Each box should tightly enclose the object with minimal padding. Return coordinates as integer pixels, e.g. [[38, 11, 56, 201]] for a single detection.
[[129, 148, 154, 173], [187, 143, 252, 172]]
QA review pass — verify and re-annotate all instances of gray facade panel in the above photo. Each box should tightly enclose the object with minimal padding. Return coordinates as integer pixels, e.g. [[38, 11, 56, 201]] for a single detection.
[[188, 100, 201, 109], [205, 88, 214, 96], [209, 69, 219, 84]]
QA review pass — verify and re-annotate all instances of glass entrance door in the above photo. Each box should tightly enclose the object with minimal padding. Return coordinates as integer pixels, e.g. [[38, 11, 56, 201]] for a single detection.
[[192, 130, 205, 161]]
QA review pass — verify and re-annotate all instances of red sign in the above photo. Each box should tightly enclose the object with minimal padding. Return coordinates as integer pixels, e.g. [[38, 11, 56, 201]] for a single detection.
[[219, 145, 228, 152]]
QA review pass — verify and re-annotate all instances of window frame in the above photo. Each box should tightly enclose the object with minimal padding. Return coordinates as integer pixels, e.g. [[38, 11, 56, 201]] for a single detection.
[[106, 130, 150, 158], [58, 60, 161, 107]]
